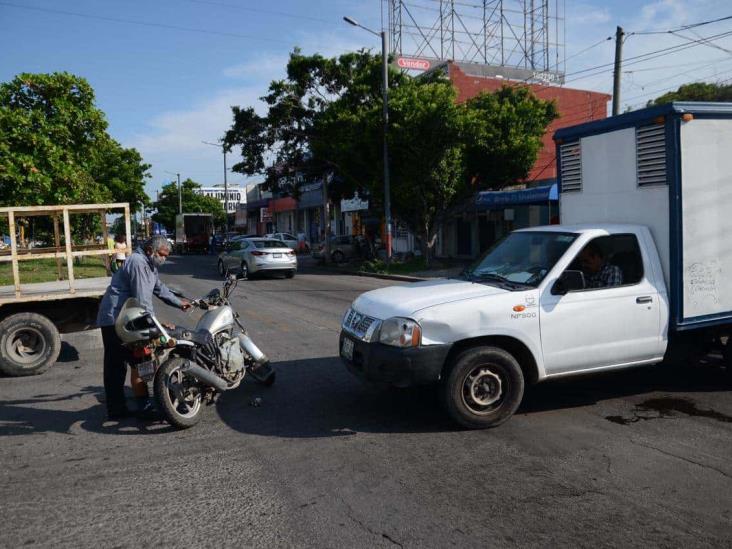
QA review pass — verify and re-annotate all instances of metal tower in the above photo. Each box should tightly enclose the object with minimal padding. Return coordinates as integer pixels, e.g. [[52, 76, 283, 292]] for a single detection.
[[385, 0, 565, 83]]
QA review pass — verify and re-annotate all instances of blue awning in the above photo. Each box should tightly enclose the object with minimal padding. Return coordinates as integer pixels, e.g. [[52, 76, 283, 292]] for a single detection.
[[476, 183, 557, 209]]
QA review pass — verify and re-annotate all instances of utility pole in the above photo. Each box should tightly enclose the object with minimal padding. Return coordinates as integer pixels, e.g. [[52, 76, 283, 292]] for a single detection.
[[381, 29, 392, 264], [223, 144, 229, 235], [323, 172, 331, 264], [343, 16, 392, 263], [177, 173, 182, 214], [612, 26, 624, 116]]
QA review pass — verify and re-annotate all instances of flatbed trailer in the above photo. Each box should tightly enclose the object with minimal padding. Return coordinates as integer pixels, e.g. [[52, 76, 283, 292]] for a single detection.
[[0, 203, 131, 376]]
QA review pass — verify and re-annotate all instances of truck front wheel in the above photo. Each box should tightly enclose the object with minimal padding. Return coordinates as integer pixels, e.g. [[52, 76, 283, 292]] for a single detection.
[[0, 312, 61, 376], [442, 346, 524, 429]]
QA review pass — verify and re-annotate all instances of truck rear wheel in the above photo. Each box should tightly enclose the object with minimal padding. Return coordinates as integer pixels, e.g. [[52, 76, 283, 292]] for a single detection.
[[0, 312, 61, 376], [442, 346, 524, 429]]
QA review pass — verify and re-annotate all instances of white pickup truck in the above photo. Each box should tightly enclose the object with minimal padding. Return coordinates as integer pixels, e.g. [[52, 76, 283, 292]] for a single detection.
[[339, 102, 732, 428]]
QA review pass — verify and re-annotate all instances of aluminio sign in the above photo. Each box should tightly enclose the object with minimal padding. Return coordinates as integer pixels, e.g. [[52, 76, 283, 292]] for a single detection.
[[397, 57, 431, 71]]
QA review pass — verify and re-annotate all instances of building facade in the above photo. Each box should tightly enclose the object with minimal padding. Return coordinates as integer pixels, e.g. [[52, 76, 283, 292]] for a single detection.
[[430, 61, 611, 259]]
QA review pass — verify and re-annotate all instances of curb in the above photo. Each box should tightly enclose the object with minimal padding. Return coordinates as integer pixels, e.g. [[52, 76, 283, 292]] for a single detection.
[[307, 265, 430, 283]]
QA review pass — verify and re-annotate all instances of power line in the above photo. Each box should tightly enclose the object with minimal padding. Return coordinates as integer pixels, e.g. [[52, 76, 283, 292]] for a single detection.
[[173, 0, 333, 24], [631, 14, 732, 36], [0, 1, 294, 45]]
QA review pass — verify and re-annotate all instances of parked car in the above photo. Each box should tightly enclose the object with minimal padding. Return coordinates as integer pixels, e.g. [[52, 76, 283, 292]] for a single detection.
[[218, 238, 297, 279], [312, 235, 372, 263], [265, 232, 300, 250]]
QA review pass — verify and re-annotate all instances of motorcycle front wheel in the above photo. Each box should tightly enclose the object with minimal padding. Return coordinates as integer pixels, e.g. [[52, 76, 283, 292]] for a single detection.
[[154, 358, 203, 429]]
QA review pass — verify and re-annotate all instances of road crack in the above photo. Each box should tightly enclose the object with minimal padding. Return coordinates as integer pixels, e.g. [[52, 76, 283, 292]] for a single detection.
[[632, 439, 731, 480]]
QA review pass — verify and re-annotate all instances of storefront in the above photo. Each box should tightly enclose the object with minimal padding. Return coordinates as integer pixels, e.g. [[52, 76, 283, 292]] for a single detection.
[[437, 182, 558, 259]]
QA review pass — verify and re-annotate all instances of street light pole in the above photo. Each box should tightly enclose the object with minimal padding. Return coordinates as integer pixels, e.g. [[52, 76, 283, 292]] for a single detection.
[[164, 170, 182, 215], [344, 16, 392, 263], [203, 140, 229, 235], [380, 29, 392, 263]]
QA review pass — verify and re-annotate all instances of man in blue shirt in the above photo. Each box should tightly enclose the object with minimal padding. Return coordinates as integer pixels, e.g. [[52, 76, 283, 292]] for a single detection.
[[97, 235, 190, 420]]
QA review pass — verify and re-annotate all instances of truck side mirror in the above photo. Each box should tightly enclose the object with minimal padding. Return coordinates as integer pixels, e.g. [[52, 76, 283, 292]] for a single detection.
[[552, 270, 586, 295]]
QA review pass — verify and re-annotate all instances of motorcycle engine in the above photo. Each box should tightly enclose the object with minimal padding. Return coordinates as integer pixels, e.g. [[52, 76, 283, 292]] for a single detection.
[[220, 335, 245, 377]]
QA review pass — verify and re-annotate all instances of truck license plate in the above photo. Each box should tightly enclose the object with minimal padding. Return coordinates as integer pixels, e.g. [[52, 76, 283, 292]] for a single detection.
[[341, 338, 354, 360], [137, 360, 156, 380]]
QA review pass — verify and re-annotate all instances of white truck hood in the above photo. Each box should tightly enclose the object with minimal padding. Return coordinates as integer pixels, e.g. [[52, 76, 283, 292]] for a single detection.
[[352, 279, 508, 319]]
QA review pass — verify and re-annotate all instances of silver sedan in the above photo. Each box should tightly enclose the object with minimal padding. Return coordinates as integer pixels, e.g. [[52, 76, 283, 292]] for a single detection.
[[217, 238, 297, 279]]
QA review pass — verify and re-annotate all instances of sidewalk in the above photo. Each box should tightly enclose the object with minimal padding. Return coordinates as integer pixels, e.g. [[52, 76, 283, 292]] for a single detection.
[[302, 255, 467, 282]]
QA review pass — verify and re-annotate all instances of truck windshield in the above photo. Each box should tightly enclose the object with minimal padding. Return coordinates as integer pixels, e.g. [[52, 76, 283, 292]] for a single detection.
[[462, 231, 577, 288]]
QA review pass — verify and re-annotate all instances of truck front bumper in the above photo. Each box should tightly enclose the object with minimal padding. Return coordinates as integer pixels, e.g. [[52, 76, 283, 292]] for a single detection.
[[339, 331, 450, 387]]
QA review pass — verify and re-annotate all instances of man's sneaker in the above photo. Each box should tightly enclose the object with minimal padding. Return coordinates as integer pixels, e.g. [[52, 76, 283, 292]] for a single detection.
[[135, 398, 162, 421]]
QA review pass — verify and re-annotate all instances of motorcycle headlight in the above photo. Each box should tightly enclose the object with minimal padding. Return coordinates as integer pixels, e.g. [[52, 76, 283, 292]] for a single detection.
[[378, 317, 421, 348]]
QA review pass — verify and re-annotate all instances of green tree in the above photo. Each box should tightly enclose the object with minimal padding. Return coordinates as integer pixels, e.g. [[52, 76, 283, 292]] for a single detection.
[[648, 81, 732, 106], [152, 178, 226, 230], [462, 86, 558, 189], [0, 72, 150, 208], [225, 50, 557, 261]]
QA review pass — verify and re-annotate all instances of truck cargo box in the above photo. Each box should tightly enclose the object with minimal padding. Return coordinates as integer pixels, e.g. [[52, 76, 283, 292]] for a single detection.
[[554, 102, 732, 331]]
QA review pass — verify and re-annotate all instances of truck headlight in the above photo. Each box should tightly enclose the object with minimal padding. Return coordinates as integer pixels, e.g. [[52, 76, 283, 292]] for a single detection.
[[379, 317, 421, 348]]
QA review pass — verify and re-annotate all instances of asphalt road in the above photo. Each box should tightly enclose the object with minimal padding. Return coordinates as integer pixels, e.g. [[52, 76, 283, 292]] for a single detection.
[[1, 255, 731, 548]]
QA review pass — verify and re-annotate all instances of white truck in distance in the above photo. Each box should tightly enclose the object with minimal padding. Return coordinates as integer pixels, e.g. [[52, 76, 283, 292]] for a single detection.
[[339, 102, 732, 428]]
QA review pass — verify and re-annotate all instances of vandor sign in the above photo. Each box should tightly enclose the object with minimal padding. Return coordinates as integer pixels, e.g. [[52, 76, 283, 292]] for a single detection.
[[397, 57, 431, 71]]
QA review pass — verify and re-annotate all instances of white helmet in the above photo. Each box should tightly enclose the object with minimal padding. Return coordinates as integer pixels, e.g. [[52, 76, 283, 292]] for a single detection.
[[114, 298, 159, 343]]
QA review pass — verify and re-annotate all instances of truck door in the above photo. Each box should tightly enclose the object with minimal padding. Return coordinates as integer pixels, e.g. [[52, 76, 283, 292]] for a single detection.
[[539, 234, 662, 375]]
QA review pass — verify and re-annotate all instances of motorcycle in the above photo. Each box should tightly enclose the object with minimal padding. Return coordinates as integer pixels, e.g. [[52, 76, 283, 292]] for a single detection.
[[114, 274, 274, 429]]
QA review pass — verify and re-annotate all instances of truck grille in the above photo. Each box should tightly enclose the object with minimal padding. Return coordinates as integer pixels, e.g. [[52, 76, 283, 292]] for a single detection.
[[342, 308, 380, 341]]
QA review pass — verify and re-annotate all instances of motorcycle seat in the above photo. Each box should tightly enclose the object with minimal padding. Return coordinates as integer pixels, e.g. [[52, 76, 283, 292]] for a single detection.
[[169, 327, 213, 346]]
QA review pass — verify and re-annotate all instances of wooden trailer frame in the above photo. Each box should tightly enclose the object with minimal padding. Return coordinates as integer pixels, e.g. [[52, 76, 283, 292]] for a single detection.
[[0, 203, 131, 302]]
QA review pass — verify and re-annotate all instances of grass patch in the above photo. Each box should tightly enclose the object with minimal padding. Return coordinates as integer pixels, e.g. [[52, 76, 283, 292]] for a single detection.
[[0, 257, 109, 286], [360, 257, 433, 275]]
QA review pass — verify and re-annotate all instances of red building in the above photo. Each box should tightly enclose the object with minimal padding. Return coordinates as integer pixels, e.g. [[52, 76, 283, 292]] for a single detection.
[[442, 61, 611, 183], [429, 61, 611, 258]]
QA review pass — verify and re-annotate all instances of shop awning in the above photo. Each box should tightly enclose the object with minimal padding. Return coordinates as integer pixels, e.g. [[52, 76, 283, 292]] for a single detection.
[[476, 183, 557, 209]]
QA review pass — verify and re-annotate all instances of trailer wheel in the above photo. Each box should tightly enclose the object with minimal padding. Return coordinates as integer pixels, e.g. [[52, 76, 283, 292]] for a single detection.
[[0, 312, 61, 376]]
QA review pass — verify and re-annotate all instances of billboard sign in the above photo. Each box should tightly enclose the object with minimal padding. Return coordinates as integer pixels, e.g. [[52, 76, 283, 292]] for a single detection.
[[260, 207, 272, 222], [396, 57, 431, 71]]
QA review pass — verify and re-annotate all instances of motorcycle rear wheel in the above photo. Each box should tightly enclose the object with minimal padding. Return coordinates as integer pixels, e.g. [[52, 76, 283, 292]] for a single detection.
[[154, 358, 204, 429]]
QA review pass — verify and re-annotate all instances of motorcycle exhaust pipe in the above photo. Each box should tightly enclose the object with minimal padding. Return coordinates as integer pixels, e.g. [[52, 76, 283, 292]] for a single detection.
[[238, 333, 269, 366], [184, 362, 229, 392]]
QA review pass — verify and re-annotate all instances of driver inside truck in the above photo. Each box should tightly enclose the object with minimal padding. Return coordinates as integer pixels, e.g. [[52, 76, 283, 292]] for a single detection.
[[578, 242, 623, 288]]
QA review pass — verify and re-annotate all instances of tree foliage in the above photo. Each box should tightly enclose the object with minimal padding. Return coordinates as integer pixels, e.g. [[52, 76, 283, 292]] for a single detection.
[[648, 81, 732, 106], [225, 50, 557, 259], [152, 178, 226, 230], [0, 72, 150, 208]]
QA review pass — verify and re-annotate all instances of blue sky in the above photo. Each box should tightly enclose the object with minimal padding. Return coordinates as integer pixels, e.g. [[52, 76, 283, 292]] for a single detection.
[[2, 0, 731, 200]]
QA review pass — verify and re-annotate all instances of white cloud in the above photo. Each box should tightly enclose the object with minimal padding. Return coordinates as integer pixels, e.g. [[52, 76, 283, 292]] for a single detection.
[[130, 29, 367, 194], [566, 2, 611, 25], [223, 54, 289, 81]]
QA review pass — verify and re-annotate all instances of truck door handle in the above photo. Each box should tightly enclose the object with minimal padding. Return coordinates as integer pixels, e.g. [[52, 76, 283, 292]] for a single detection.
[[636, 296, 653, 304]]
